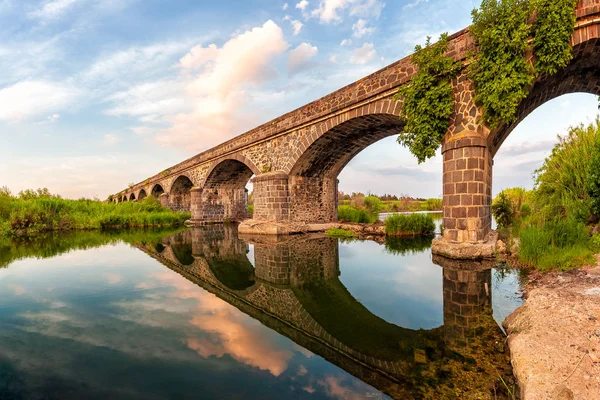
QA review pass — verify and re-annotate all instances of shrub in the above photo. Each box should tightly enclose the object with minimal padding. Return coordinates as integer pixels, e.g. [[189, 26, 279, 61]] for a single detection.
[[519, 203, 531, 219], [337, 205, 377, 223], [385, 213, 435, 236], [492, 192, 514, 229], [364, 196, 383, 216]]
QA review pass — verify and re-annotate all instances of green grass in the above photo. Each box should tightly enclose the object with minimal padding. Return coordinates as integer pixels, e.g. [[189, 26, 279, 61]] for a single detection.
[[0, 194, 190, 236], [325, 228, 356, 238], [384, 213, 436, 236], [337, 205, 378, 223], [518, 220, 594, 272]]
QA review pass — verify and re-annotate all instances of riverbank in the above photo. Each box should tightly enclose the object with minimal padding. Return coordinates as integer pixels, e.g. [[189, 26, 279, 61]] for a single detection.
[[0, 191, 190, 236], [503, 262, 600, 399]]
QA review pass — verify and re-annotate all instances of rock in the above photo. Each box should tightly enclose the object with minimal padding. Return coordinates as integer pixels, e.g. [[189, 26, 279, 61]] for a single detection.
[[496, 240, 507, 254], [510, 238, 520, 255], [431, 231, 498, 260], [551, 385, 574, 400]]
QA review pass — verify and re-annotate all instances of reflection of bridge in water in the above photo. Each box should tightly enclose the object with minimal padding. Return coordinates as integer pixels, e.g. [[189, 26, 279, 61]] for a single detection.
[[136, 226, 513, 399]]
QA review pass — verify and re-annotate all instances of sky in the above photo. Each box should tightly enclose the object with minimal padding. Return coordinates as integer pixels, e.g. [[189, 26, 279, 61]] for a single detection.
[[0, 0, 598, 200]]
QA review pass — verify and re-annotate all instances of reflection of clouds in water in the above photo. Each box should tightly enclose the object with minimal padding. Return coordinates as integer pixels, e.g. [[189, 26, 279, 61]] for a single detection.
[[131, 269, 294, 377], [390, 260, 443, 304], [104, 273, 122, 284], [338, 243, 355, 259], [319, 375, 376, 400], [8, 284, 25, 295]]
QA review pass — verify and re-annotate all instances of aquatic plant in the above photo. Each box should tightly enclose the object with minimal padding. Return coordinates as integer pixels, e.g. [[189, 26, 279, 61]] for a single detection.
[[384, 213, 435, 236]]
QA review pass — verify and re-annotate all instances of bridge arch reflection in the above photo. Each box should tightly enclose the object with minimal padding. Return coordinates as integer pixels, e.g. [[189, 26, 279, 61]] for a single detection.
[[136, 226, 514, 399]]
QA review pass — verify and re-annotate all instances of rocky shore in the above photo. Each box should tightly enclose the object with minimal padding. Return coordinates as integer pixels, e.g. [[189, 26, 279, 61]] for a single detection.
[[503, 263, 600, 399]]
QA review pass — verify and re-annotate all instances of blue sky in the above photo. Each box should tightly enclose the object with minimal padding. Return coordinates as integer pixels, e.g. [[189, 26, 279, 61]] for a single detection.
[[0, 0, 598, 199]]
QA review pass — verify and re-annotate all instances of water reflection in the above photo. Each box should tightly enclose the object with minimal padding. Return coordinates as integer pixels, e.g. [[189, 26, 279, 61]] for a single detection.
[[141, 226, 516, 399], [0, 226, 519, 399]]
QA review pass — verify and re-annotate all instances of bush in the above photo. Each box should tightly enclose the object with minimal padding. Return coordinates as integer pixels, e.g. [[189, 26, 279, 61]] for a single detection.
[[364, 196, 382, 216], [385, 213, 435, 236], [492, 192, 514, 229], [338, 205, 377, 223]]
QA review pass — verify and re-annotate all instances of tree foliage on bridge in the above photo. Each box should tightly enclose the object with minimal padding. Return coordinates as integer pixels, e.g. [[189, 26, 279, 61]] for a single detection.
[[398, 0, 578, 162], [395, 34, 459, 164], [470, 0, 578, 128]]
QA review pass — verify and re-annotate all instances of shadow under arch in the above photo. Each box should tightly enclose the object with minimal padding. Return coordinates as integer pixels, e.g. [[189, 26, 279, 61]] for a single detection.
[[138, 189, 147, 201], [170, 175, 194, 212], [151, 184, 165, 198], [286, 112, 405, 222], [195, 157, 259, 223]]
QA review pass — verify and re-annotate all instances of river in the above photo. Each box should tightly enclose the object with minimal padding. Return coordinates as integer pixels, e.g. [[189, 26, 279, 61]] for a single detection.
[[0, 222, 523, 399]]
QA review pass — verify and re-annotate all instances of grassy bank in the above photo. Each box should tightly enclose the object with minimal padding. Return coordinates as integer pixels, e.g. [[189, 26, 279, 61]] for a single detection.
[[495, 118, 600, 271], [0, 188, 190, 236]]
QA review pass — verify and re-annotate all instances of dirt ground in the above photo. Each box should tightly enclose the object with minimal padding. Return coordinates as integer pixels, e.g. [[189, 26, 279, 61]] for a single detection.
[[503, 263, 600, 399]]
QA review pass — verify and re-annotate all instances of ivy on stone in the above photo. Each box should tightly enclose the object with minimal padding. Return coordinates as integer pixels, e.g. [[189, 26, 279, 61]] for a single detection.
[[395, 34, 460, 163], [531, 0, 578, 76], [469, 0, 533, 128]]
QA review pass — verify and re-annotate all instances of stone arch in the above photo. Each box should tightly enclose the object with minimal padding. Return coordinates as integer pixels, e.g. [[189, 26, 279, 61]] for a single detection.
[[151, 184, 165, 198], [138, 189, 148, 201], [202, 154, 260, 187], [192, 156, 259, 223], [489, 38, 600, 155], [169, 175, 194, 212], [129, 193, 136, 202], [286, 100, 403, 222]]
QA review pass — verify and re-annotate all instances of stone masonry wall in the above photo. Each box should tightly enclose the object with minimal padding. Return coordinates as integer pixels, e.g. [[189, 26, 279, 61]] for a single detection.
[[252, 172, 290, 221]]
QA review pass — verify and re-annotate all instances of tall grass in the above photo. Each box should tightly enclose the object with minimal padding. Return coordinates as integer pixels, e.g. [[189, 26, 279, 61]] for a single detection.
[[532, 118, 599, 223], [384, 213, 435, 236], [0, 190, 190, 236], [338, 205, 378, 223]]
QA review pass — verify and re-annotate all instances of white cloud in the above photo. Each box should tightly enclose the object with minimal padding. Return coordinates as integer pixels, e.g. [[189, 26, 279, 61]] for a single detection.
[[312, 0, 349, 23], [290, 19, 304, 35], [350, 43, 376, 64], [36, 114, 61, 125], [288, 42, 318, 75], [349, 0, 384, 19], [283, 2, 289, 10], [404, 0, 429, 9], [105, 79, 188, 123], [178, 44, 220, 70], [0, 81, 80, 121], [340, 39, 353, 46], [329, 55, 338, 63], [312, 0, 384, 23], [352, 19, 374, 38], [296, 0, 309, 11], [29, 0, 82, 19], [156, 20, 288, 150]]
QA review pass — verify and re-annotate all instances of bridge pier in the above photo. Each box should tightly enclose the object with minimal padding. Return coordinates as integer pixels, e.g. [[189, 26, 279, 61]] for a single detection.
[[188, 186, 248, 224], [432, 136, 496, 259], [252, 172, 290, 222], [159, 193, 169, 208], [289, 175, 338, 223]]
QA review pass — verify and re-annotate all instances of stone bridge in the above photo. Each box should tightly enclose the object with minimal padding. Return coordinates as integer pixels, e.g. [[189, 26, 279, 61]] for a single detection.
[[135, 226, 512, 399], [116, 0, 600, 258]]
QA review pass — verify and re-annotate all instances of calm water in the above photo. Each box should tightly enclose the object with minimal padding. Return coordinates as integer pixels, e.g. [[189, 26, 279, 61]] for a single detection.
[[0, 225, 523, 399]]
